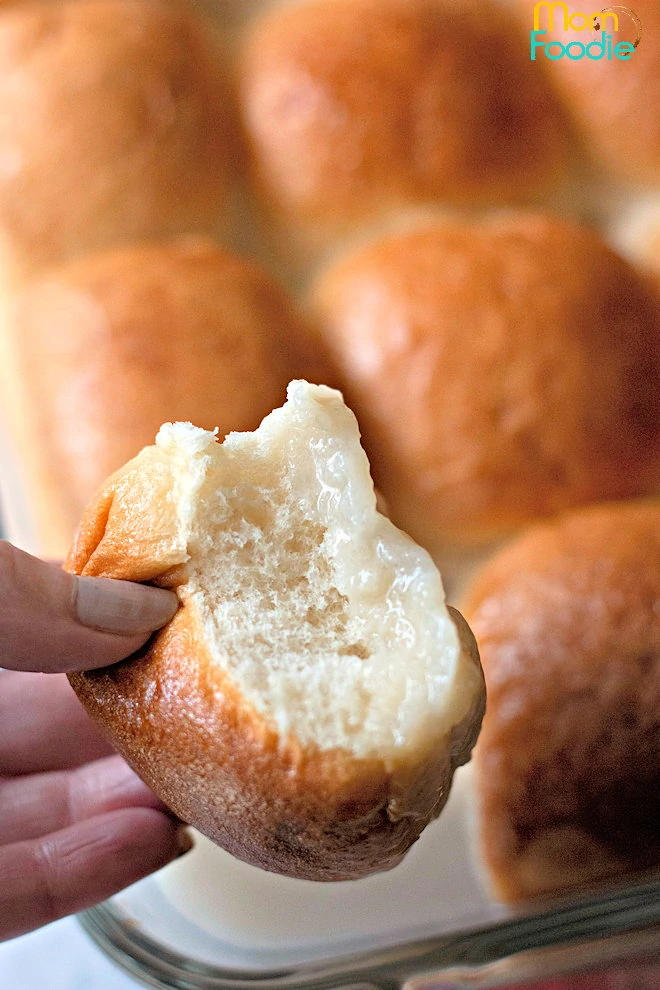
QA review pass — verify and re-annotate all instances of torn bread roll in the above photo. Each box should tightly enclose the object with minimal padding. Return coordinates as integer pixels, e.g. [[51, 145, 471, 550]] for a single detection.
[[463, 500, 660, 902], [0, 0, 239, 291], [65, 381, 485, 881], [2, 238, 323, 558]]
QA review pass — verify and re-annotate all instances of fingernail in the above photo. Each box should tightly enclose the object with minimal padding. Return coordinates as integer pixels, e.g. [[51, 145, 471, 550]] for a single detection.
[[75, 576, 178, 636], [176, 827, 195, 858]]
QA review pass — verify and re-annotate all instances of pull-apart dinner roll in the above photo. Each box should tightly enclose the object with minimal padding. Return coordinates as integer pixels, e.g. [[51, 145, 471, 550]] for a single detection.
[[0, 0, 239, 288], [463, 501, 660, 902], [3, 239, 321, 557], [239, 0, 568, 259], [66, 382, 485, 881], [514, 0, 660, 187], [311, 212, 660, 555]]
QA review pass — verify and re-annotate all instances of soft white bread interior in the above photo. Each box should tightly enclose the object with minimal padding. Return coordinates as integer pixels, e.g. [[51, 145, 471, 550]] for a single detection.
[[67, 381, 485, 880]]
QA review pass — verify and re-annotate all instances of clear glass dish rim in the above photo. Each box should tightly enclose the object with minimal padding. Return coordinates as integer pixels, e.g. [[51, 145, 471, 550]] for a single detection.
[[78, 876, 660, 990]]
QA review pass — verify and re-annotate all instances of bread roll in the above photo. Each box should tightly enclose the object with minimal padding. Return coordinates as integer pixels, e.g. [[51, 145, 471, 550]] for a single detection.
[[0, 0, 239, 289], [238, 0, 568, 260], [310, 212, 660, 553], [3, 238, 323, 558], [462, 500, 660, 902], [514, 0, 659, 186], [65, 381, 486, 881]]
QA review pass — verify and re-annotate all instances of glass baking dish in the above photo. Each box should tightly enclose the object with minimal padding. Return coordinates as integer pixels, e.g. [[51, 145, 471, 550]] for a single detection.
[[77, 875, 659, 989], [69, 765, 659, 989]]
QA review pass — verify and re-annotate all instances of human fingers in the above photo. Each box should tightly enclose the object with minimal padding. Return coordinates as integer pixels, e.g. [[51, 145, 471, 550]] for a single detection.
[[0, 542, 178, 673], [0, 808, 191, 942], [0, 754, 169, 845], [0, 672, 114, 775]]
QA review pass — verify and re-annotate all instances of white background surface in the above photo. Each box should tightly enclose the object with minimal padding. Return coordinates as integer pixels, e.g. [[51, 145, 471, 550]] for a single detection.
[[0, 917, 142, 990]]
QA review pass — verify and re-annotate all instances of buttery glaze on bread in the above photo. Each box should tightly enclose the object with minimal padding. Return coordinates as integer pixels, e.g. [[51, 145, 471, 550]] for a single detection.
[[238, 0, 568, 258], [4, 239, 323, 558], [463, 501, 660, 902], [66, 382, 485, 881], [514, 0, 660, 186], [0, 0, 239, 289], [310, 212, 660, 553]]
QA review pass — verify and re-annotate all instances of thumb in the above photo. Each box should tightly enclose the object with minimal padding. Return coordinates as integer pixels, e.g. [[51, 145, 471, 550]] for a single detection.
[[0, 541, 178, 674]]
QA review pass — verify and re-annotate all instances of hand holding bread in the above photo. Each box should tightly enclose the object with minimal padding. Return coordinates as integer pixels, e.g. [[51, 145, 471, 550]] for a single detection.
[[65, 382, 486, 881]]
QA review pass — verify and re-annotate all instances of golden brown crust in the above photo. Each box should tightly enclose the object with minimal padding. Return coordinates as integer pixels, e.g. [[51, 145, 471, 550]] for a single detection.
[[462, 500, 660, 902], [68, 611, 475, 881], [514, 0, 660, 186], [238, 0, 568, 253], [65, 450, 485, 881], [6, 239, 325, 558], [310, 212, 660, 551], [0, 0, 239, 286]]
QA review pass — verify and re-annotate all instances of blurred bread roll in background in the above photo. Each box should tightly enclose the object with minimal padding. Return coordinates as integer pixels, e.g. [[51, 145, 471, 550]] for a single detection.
[[3, 238, 323, 557], [310, 212, 660, 556], [514, 0, 660, 187], [0, 0, 240, 290], [238, 0, 569, 265], [462, 500, 660, 902]]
